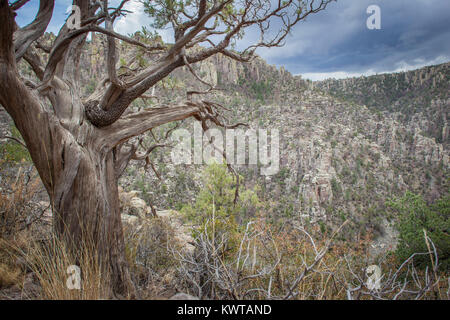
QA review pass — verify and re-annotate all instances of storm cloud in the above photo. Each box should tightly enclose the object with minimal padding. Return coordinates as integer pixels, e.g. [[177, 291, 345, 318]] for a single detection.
[[255, 0, 450, 79], [15, 0, 450, 80]]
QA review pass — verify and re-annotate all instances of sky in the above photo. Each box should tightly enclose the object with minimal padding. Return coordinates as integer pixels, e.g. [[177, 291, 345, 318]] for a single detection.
[[15, 0, 450, 81]]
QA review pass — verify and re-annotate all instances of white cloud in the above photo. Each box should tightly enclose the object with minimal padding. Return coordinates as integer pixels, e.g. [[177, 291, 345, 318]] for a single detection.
[[392, 55, 450, 72], [113, 0, 174, 42], [300, 55, 450, 81], [114, 1, 149, 36]]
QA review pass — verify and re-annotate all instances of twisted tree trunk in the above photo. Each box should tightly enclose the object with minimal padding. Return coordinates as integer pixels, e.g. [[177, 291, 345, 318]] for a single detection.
[[0, 73, 134, 297], [49, 130, 134, 298]]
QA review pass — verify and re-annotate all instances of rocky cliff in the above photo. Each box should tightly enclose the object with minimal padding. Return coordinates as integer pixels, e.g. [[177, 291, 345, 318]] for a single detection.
[[2, 32, 449, 244], [315, 63, 450, 147]]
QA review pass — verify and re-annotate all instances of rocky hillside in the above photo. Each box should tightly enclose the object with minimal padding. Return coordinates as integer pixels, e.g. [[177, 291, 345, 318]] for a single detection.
[[3, 32, 449, 245], [315, 63, 450, 147]]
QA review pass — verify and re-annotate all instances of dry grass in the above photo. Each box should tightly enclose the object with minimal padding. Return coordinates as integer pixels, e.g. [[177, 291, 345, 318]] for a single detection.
[[123, 216, 182, 299], [0, 166, 44, 237], [0, 166, 110, 299], [22, 235, 108, 300], [0, 166, 42, 294], [0, 259, 23, 289], [1, 229, 111, 299]]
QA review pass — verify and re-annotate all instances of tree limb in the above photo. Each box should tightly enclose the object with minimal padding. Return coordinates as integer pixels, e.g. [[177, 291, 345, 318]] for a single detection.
[[13, 0, 54, 60], [98, 103, 201, 150]]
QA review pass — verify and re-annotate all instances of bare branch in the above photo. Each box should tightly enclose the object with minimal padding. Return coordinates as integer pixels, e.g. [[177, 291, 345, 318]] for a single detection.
[[9, 0, 29, 11], [23, 46, 45, 80], [99, 103, 201, 149], [284, 220, 349, 300], [13, 0, 55, 60], [103, 0, 125, 90], [167, 1, 232, 57], [0, 135, 27, 148], [42, 23, 165, 88]]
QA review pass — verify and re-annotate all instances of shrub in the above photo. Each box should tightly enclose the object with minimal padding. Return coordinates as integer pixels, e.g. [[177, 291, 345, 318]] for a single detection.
[[182, 164, 243, 257], [0, 125, 31, 164], [331, 177, 342, 196], [124, 216, 181, 295], [0, 168, 43, 237], [388, 192, 450, 270]]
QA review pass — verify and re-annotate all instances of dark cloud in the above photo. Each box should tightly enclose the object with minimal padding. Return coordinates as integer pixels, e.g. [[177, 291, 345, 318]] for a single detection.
[[14, 0, 450, 80], [256, 0, 450, 79]]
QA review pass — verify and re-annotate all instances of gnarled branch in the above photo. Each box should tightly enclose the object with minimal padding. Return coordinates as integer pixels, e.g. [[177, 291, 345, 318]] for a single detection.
[[14, 0, 54, 60]]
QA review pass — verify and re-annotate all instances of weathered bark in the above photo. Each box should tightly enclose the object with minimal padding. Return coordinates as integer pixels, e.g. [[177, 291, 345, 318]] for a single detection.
[[51, 139, 136, 298], [0, 73, 135, 298], [0, 13, 130, 298]]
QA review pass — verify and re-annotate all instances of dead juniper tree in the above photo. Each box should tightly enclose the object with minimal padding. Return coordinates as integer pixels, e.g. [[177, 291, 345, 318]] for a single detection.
[[0, 0, 334, 297]]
